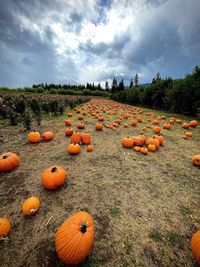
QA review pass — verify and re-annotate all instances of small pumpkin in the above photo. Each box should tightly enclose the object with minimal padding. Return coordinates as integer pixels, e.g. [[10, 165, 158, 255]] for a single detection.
[[163, 124, 171, 129], [55, 211, 94, 266], [181, 135, 188, 139], [77, 123, 85, 129], [77, 115, 83, 120], [87, 145, 93, 152], [154, 135, 164, 145], [192, 155, 200, 167], [176, 119, 182, 124], [131, 120, 137, 126], [153, 126, 161, 134], [42, 131, 54, 141], [185, 132, 193, 137], [28, 131, 40, 143], [22, 197, 40, 216], [68, 143, 81, 155], [189, 120, 199, 128], [134, 146, 141, 152], [182, 123, 190, 129], [191, 230, 200, 264], [42, 166, 67, 190], [137, 117, 142, 123], [70, 131, 81, 144], [67, 113, 72, 117], [148, 144, 156, 152], [64, 120, 72, 126], [0, 152, 20, 173], [124, 124, 128, 128], [95, 123, 103, 131], [121, 137, 134, 148], [140, 147, 148, 155], [131, 136, 144, 146], [0, 218, 11, 238], [65, 128, 73, 136], [81, 133, 91, 145], [153, 120, 160, 125], [146, 137, 160, 148]]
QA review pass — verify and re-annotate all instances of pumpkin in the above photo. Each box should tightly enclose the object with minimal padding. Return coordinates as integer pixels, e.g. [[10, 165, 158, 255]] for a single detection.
[[131, 136, 144, 146], [65, 128, 73, 136], [77, 123, 85, 129], [190, 120, 199, 127], [68, 143, 81, 155], [146, 137, 160, 148], [55, 211, 94, 265], [181, 135, 188, 139], [64, 120, 72, 126], [42, 131, 54, 141], [81, 133, 91, 145], [185, 132, 193, 137], [121, 137, 134, 148], [148, 144, 156, 152], [191, 230, 200, 264], [153, 120, 160, 125], [95, 123, 103, 131], [124, 124, 128, 128], [0, 218, 11, 238], [154, 135, 164, 145], [140, 147, 148, 155], [176, 119, 182, 124], [28, 131, 40, 143], [0, 152, 20, 173], [163, 124, 171, 129], [131, 120, 137, 126], [153, 126, 161, 134], [22, 197, 40, 216], [70, 132, 81, 144], [77, 115, 83, 120], [67, 113, 72, 117], [192, 155, 200, 167], [182, 123, 190, 129], [142, 127, 147, 131], [98, 116, 104, 121], [137, 117, 142, 123], [87, 145, 93, 152], [134, 146, 141, 152], [42, 166, 67, 190]]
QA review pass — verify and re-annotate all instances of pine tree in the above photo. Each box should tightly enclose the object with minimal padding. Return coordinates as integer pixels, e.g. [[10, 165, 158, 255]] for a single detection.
[[105, 81, 109, 92], [134, 74, 139, 87], [118, 78, 125, 91], [129, 78, 133, 88], [111, 78, 118, 94]]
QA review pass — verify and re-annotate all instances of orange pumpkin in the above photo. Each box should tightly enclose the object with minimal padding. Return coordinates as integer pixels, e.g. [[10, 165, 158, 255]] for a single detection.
[[0, 152, 20, 173], [131, 120, 137, 126], [68, 143, 81, 155], [190, 120, 199, 127], [55, 212, 94, 265], [42, 131, 54, 141], [95, 123, 103, 131], [176, 119, 182, 124], [65, 128, 73, 136], [42, 166, 67, 190], [0, 218, 11, 238], [77, 115, 83, 120], [153, 126, 161, 134], [70, 132, 81, 144], [182, 123, 190, 129], [192, 155, 200, 167], [153, 120, 160, 125], [22, 197, 40, 216], [163, 124, 171, 129], [134, 146, 141, 152], [124, 124, 128, 128], [154, 135, 164, 145], [137, 117, 142, 123], [64, 120, 72, 126], [81, 133, 91, 145], [146, 137, 160, 148], [121, 137, 134, 148], [148, 144, 156, 152], [131, 136, 144, 146], [140, 147, 148, 155], [67, 113, 72, 117], [185, 132, 193, 137], [87, 145, 93, 152], [77, 123, 85, 129], [28, 131, 40, 143], [191, 230, 200, 264]]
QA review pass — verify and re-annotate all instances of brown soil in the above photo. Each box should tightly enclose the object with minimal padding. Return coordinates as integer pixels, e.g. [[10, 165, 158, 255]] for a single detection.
[[0, 99, 200, 267]]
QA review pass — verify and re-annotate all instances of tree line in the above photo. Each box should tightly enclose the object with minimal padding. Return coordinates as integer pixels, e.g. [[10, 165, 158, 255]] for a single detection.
[[110, 66, 200, 115]]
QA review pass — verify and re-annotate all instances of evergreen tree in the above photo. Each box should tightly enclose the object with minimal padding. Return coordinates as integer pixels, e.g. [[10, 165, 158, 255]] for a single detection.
[[111, 77, 118, 94], [129, 78, 133, 88], [105, 81, 109, 92], [118, 78, 125, 91], [134, 74, 139, 87]]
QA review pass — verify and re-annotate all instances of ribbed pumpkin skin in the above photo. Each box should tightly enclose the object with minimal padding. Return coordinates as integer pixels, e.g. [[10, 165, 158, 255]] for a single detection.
[[81, 133, 91, 145], [55, 212, 94, 265], [42, 131, 54, 141], [70, 132, 81, 144], [42, 166, 67, 190], [0, 218, 11, 238], [28, 131, 41, 143], [0, 152, 20, 172], [192, 155, 200, 167], [22, 197, 40, 216], [191, 230, 200, 264]]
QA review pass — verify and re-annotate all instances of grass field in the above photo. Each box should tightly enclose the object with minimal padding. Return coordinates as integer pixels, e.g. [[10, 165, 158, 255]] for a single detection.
[[0, 98, 200, 267]]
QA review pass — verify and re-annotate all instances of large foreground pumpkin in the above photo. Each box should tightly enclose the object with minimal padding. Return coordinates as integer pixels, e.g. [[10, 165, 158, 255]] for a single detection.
[[0, 152, 20, 172], [55, 211, 94, 265], [191, 230, 200, 264]]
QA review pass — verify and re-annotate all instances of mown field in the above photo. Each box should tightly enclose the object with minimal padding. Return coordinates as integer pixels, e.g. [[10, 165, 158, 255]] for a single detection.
[[0, 98, 200, 267]]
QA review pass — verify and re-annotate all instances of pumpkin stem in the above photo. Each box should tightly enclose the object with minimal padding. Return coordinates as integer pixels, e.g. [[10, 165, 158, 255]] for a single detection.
[[51, 167, 57, 173], [80, 222, 88, 233], [3, 155, 8, 159]]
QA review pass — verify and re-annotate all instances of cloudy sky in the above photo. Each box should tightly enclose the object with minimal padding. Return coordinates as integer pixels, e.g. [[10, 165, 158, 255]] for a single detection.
[[0, 0, 200, 87]]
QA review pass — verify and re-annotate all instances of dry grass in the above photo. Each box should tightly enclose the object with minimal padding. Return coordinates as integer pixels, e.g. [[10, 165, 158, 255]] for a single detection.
[[0, 99, 200, 267]]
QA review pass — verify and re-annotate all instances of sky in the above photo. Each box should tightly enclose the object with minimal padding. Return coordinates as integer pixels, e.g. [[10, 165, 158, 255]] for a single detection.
[[0, 0, 200, 88]]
